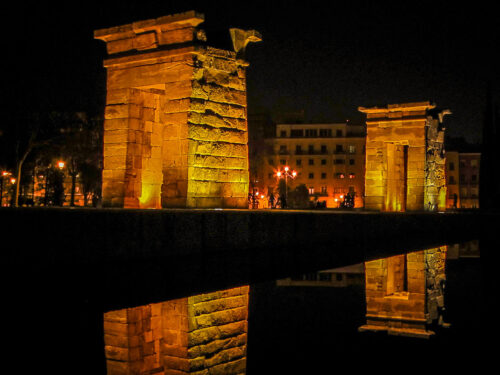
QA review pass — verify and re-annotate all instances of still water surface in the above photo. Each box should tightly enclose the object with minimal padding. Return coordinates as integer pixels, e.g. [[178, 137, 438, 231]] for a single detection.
[[247, 243, 484, 373]]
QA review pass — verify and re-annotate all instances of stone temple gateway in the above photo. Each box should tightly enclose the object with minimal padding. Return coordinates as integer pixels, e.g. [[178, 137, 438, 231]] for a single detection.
[[95, 12, 260, 375], [359, 102, 449, 212], [95, 11, 261, 209]]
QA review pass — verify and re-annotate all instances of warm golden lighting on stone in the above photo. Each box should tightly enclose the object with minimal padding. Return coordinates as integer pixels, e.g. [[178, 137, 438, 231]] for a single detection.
[[359, 102, 449, 212], [103, 286, 249, 374], [359, 246, 448, 338], [95, 11, 261, 209]]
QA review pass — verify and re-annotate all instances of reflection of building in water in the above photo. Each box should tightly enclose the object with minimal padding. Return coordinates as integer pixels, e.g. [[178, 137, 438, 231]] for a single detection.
[[359, 247, 449, 338], [447, 240, 480, 259], [277, 263, 365, 288]]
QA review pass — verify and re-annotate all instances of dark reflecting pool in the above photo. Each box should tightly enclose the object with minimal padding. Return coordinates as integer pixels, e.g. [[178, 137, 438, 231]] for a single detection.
[[247, 241, 484, 373]]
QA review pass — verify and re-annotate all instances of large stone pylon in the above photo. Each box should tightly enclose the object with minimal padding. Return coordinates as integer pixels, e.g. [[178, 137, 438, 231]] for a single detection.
[[359, 102, 450, 212], [95, 11, 261, 208]]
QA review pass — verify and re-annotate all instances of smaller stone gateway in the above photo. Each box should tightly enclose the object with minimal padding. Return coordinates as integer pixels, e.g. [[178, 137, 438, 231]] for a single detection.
[[95, 11, 261, 208], [359, 101, 450, 212]]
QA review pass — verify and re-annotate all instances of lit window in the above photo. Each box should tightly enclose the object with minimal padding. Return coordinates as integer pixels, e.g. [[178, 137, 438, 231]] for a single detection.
[[336, 173, 345, 179], [308, 187, 315, 195], [348, 145, 356, 154]]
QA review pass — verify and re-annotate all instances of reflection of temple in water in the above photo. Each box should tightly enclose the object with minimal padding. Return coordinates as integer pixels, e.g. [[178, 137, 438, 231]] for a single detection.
[[359, 246, 449, 338]]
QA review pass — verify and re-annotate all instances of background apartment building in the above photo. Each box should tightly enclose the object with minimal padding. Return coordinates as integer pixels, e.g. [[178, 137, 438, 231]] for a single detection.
[[445, 151, 480, 209], [254, 122, 366, 208]]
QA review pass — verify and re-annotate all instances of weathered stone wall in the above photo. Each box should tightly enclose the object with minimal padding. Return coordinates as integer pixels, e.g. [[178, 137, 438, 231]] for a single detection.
[[95, 11, 257, 208], [359, 102, 448, 211], [424, 114, 447, 211], [186, 48, 249, 208], [104, 286, 249, 375]]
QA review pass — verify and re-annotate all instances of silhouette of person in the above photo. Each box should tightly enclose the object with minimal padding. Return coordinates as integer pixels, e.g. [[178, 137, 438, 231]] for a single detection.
[[269, 192, 275, 209]]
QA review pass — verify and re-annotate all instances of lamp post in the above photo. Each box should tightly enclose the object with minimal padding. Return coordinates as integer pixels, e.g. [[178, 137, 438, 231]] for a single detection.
[[276, 165, 297, 208]]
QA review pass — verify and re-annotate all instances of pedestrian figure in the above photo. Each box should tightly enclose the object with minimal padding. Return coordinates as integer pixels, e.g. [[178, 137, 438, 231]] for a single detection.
[[269, 192, 275, 209], [453, 193, 457, 209]]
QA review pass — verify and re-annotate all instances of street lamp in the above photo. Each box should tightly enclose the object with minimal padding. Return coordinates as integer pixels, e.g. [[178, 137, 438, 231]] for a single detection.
[[276, 165, 297, 208], [57, 161, 65, 170]]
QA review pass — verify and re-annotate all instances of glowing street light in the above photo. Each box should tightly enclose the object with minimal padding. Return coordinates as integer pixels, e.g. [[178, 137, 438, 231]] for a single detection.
[[57, 161, 65, 169], [276, 165, 297, 208]]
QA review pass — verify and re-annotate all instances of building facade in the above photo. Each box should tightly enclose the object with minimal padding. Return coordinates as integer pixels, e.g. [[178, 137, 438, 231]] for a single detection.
[[252, 122, 366, 208]]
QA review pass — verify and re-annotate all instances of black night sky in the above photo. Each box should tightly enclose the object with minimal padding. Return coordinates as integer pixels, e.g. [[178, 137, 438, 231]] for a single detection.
[[2, 1, 498, 144]]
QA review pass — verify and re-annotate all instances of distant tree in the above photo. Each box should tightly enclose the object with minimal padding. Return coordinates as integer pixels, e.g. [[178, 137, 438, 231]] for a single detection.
[[290, 184, 310, 208]]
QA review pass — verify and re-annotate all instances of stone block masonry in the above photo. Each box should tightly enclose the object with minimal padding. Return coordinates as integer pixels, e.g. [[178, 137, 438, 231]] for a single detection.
[[359, 102, 449, 212], [359, 246, 448, 338], [103, 286, 249, 375], [95, 11, 260, 374], [95, 11, 261, 208]]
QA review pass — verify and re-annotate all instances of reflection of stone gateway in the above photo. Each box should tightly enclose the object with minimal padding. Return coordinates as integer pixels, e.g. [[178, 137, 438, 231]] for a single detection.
[[359, 247, 449, 338], [95, 11, 261, 209]]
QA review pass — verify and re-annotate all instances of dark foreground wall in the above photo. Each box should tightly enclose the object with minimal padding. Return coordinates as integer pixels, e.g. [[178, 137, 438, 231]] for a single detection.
[[1, 207, 492, 311]]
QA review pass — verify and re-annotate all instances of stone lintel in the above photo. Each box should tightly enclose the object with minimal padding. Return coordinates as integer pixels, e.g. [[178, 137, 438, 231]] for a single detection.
[[366, 116, 429, 126], [358, 101, 435, 114], [358, 325, 434, 339], [102, 46, 198, 69], [102, 45, 245, 70], [94, 10, 205, 42]]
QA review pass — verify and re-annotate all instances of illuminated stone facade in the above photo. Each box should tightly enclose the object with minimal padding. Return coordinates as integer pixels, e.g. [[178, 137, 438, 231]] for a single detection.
[[104, 287, 249, 375], [95, 12, 259, 374], [95, 11, 261, 208], [359, 247, 448, 338], [359, 102, 449, 211]]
